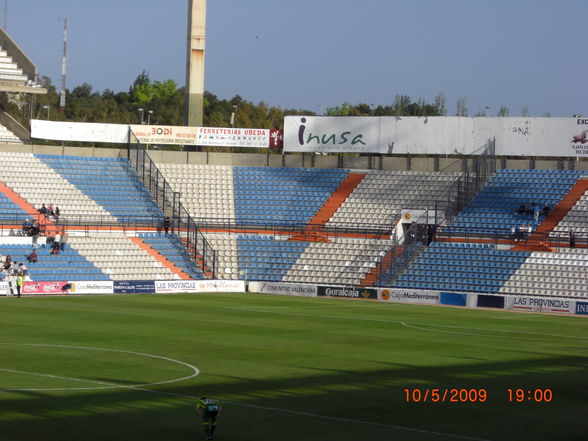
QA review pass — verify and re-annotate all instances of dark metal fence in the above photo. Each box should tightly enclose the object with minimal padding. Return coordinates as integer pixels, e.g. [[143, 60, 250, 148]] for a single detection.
[[128, 135, 217, 278]]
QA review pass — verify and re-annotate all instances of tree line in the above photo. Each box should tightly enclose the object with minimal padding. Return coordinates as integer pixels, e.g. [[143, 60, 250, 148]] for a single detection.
[[0, 72, 534, 134]]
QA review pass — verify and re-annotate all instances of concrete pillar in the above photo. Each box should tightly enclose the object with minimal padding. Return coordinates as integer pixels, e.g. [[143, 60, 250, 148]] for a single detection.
[[185, 0, 206, 127]]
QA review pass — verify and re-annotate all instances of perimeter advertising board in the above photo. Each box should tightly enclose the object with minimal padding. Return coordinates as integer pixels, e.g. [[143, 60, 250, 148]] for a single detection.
[[506, 296, 573, 314], [154, 279, 245, 294], [0, 281, 8, 295], [377, 288, 440, 304], [317, 286, 378, 299], [249, 281, 317, 297], [113, 280, 156, 294], [21, 281, 113, 295]]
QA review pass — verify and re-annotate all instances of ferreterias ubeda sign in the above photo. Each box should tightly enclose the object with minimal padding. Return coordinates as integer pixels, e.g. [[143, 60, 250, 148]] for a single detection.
[[131, 125, 271, 148]]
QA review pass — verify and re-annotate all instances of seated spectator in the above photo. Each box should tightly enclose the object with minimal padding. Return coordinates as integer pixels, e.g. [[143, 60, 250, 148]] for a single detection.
[[22, 219, 32, 236], [38, 203, 48, 217], [541, 203, 550, 217], [527, 203, 536, 216], [26, 250, 38, 263], [47, 204, 54, 217], [517, 203, 526, 215], [54, 206, 61, 222]]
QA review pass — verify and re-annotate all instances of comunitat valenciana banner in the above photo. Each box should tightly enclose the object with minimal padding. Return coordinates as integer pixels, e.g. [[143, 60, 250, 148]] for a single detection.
[[31, 120, 282, 149]]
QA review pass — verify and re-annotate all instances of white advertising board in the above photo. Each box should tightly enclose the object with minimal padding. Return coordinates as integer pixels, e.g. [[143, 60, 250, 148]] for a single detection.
[[248, 281, 317, 297], [32, 120, 271, 149], [284, 116, 588, 157], [377, 288, 440, 304], [505, 296, 574, 314], [284, 116, 384, 153], [155, 279, 245, 294], [67, 281, 114, 295], [31, 120, 129, 143], [196, 279, 245, 293], [0, 281, 8, 296]]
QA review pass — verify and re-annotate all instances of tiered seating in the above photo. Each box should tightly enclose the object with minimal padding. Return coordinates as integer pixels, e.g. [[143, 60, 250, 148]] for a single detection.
[[0, 244, 108, 281], [38, 155, 163, 222], [66, 236, 176, 281], [0, 48, 28, 84], [445, 169, 580, 235], [283, 237, 392, 285], [500, 249, 588, 298], [234, 167, 349, 226], [552, 189, 588, 236], [0, 152, 116, 221], [156, 164, 235, 220], [139, 233, 204, 279], [203, 233, 239, 279], [327, 170, 459, 230], [393, 242, 529, 293], [237, 235, 307, 281], [0, 193, 27, 221], [0, 123, 22, 143]]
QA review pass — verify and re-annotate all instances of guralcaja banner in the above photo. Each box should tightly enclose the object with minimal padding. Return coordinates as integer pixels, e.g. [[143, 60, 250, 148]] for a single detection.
[[317, 286, 377, 299]]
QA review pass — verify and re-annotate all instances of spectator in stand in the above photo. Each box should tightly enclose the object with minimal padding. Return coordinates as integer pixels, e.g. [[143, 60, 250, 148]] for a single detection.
[[52, 230, 61, 254], [26, 249, 37, 263], [163, 216, 171, 235], [569, 229, 576, 249], [540, 203, 550, 217], [517, 203, 526, 215], [60, 230, 68, 251], [47, 204, 54, 217], [54, 206, 60, 223], [533, 203, 542, 222], [3, 255, 12, 271], [22, 219, 32, 236], [527, 203, 536, 216], [38, 203, 48, 218], [31, 220, 40, 246]]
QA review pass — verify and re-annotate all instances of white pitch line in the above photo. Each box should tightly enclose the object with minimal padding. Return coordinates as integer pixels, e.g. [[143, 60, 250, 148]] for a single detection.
[[226, 306, 588, 341], [0, 366, 492, 441], [0, 343, 199, 390]]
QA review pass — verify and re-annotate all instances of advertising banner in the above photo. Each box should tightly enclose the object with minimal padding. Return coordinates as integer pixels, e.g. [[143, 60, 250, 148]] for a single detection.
[[0, 281, 8, 296], [506, 296, 573, 314], [284, 116, 588, 157], [440, 292, 467, 307], [31, 120, 129, 143], [65, 281, 113, 295], [196, 279, 245, 293], [377, 288, 440, 304], [22, 281, 69, 295], [113, 280, 156, 294], [155, 280, 199, 293], [317, 286, 378, 299], [284, 116, 384, 153], [155, 279, 245, 294], [249, 281, 317, 297], [32, 120, 275, 149], [575, 301, 588, 315]]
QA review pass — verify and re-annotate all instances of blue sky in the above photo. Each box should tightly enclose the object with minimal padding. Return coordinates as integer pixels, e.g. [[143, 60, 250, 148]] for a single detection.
[[6, 0, 587, 117]]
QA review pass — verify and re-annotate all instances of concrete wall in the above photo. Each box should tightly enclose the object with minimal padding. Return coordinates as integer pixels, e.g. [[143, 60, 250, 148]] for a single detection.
[[1, 143, 587, 172]]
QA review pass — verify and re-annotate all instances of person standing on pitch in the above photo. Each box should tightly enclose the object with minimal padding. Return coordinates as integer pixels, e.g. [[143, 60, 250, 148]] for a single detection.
[[195, 397, 222, 440]]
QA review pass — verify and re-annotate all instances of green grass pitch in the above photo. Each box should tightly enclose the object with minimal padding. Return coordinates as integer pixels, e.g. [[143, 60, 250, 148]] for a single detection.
[[1, 293, 587, 441]]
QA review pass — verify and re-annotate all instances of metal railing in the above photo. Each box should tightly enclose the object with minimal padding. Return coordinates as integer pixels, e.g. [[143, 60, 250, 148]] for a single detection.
[[373, 141, 498, 286], [128, 134, 217, 278]]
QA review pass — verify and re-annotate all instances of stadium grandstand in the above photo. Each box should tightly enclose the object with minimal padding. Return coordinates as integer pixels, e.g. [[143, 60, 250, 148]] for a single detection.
[[0, 26, 585, 310]]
